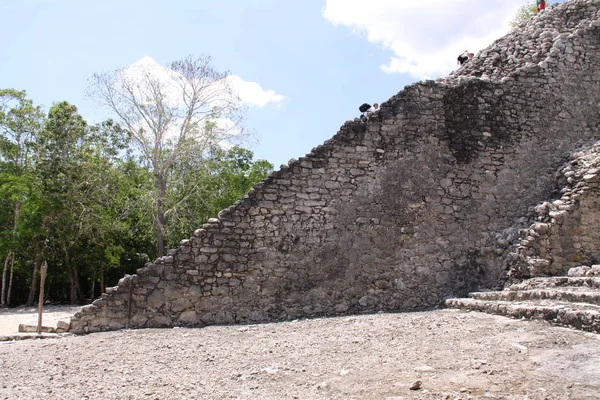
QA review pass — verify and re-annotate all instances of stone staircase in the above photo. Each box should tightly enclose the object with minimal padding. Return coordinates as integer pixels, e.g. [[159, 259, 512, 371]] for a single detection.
[[445, 267, 600, 333]]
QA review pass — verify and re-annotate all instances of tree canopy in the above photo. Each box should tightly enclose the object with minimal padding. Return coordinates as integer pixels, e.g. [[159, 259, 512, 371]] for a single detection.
[[0, 85, 272, 306], [88, 55, 249, 256], [510, 1, 540, 28]]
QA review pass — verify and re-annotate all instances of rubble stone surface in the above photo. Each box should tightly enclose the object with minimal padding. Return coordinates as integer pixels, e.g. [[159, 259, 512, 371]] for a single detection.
[[70, 0, 600, 334], [4, 309, 600, 399]]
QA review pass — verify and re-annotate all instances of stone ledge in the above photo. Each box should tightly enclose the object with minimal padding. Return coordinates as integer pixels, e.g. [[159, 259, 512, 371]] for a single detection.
[[509, 277, 600, 290], [470, 288, 600, 305], [445, 297, 600, 333]]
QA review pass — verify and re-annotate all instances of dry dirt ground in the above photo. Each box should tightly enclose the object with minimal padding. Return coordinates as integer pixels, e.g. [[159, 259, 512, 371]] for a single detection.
[[0, 306, 79, 336], [1, 307, 599, 400]]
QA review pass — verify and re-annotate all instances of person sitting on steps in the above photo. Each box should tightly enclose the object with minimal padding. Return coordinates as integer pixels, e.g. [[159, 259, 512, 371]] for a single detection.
[[457, 50, 474, 66], [359, 103, 379, 120]]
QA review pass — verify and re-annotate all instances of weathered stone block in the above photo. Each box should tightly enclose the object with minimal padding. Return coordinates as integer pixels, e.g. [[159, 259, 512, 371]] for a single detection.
[[67, 1, 600, 335], [178, 310, 198, 324], [147, 290, 165, 309], [171, 298, 193, 313], [165, 286, 185, 301], [131, 314, 148, 327]]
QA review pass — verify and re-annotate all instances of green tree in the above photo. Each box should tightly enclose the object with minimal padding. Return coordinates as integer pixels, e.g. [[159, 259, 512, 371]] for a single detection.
[[164, 146, 272, 247], [0, 89, 44, 306], [510, 1, 541, 28], [88, 55, 248, 257], [86, 156, 155, 296], [1, 87, 269, 305], [37, 102, 129, 303]]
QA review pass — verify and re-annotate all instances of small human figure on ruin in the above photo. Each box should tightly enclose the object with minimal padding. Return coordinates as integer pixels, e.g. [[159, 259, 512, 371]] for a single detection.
[[367, 103, 379, 116], [537, 0, 546, 12], [457, 51, 474, 66], [359, 102, 379, 120]]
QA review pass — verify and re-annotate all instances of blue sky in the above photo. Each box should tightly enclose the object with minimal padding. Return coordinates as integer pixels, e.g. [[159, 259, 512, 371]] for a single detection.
[[0, 0, 560, 168]]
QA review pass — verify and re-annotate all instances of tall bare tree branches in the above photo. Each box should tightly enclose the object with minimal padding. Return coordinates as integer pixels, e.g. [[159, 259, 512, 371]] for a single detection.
[[87, 55, 248, 256]]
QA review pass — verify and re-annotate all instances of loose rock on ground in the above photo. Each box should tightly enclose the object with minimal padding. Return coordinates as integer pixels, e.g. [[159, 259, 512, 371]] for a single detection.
[[2, 307, 600, 399]]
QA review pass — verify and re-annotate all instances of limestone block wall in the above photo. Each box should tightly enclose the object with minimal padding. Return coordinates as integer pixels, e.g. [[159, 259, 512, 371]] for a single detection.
[[71, 0, 600, 333], [507, 141, 600, 279]]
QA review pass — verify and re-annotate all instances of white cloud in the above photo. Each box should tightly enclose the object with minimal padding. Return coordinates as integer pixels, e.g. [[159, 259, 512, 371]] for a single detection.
[[323, 0, 532, 79], [228, 75, 286, 107], [125, 56, 284, 109], [123, 56, 182, 108], [117, 56, 284, 144], [212, 117, 242, 137]]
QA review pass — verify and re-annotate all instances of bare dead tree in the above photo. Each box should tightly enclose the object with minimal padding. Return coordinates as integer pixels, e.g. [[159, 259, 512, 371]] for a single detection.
[[88, 55, 247, 256]]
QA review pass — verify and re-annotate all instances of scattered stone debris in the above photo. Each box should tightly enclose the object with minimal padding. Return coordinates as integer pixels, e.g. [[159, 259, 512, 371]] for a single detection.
[[447, 266, 600, 333], [69, 0, 600, 336], [2, 308, 600, 399]]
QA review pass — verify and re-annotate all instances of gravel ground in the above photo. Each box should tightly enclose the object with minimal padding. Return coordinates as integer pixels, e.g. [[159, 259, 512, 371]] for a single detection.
[[1, 307, 599, 399]]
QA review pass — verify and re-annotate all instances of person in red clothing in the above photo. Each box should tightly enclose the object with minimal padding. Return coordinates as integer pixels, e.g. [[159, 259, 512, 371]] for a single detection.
[[537, 0, 546, 12]]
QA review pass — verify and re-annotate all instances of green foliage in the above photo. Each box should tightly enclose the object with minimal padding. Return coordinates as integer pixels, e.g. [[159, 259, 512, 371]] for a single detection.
[[88, 55, 249, 256], [0, 87, 272, 305], [164, 146, 273, 248], [0, 89, 45, 306], [510, 1, 540, 28], [0, 89, 44, 168]]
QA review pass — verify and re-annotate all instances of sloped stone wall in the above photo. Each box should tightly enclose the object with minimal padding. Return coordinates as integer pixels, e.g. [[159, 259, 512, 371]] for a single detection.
[[507, 142, 600, 279], [70, 0, 600, 333]]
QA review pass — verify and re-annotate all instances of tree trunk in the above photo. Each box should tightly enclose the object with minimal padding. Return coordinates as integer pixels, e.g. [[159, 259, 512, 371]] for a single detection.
[[1, 251, 11, 307], [100, 263, 104, 295], [67, 265, 79, 305], [63, 245, 79, 305], [2, 202, 22, 307], [154, 173, 167, 257], [26, 250, 41, 306], [89, 280, 95, 301], [7, 252, 15, 306]]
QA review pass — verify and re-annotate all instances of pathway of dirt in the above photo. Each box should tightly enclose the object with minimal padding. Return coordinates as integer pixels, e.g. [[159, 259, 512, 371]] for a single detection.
[[1, 308, 599, 399], [0, 306, 79, 335]]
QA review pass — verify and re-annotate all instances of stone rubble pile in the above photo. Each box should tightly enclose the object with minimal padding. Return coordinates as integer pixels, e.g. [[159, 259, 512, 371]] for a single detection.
[[448, 121, 600, 333], [504, 140, 600, 281], [450, 0, 600, 82], [70, 0, 600, 334], [446, 266, 600, 333]]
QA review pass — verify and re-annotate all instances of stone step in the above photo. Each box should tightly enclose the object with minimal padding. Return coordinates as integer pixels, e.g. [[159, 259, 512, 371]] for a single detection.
[[567, 265, 600, 277], [508, 276, 600, 290], [445, 298, 600, 333], [470, 287, 600, 305]]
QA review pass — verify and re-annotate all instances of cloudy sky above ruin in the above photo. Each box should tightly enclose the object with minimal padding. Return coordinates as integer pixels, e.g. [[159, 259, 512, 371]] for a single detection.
[[0, 0, 562, 168]]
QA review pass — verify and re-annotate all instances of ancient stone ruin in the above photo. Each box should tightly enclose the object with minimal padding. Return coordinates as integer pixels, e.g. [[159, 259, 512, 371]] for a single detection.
[[70, 0, 600, 334]]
